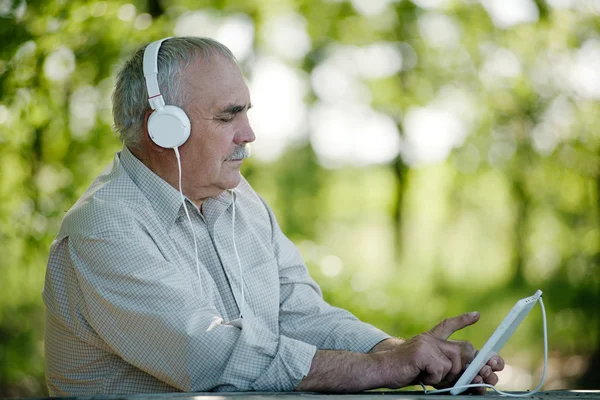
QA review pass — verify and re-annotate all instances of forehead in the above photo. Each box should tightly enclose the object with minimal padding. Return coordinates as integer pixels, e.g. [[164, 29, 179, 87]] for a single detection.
[[183, 54, 249, 112]]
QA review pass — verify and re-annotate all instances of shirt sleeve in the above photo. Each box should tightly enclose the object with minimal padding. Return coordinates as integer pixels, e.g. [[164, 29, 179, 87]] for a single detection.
[[68, 230, 316, 392], [261, 202, 391, 353]]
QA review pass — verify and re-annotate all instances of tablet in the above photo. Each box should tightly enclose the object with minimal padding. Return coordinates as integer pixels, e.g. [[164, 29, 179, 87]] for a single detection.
[[450, 289, 543, 395]]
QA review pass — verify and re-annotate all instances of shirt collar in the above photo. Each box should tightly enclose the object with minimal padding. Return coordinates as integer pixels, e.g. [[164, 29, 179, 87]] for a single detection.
[[119, 146, 235, 230], [203, 190, 235, 230]]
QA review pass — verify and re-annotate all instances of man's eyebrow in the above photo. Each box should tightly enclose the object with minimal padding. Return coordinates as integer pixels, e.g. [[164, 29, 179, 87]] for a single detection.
[[216, 103, 252, 115]]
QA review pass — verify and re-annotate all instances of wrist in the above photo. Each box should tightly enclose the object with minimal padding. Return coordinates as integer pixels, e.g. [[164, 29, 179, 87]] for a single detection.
[[366, 351, 391, 389]]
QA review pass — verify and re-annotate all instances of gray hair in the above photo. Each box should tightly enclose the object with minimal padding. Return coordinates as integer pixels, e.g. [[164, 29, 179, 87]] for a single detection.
[[112, 37, 236, 149]]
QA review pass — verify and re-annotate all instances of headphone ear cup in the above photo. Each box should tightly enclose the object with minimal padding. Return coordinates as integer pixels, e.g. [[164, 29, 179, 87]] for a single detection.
[[148, 105, 191, 148]]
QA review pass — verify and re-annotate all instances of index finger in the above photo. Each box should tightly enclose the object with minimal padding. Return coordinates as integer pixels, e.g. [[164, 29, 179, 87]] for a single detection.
[[428, 312, 480, 340]]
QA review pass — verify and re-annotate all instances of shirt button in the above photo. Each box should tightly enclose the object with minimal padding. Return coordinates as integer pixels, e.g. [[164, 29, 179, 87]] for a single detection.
[[177, 215, 185, 223]]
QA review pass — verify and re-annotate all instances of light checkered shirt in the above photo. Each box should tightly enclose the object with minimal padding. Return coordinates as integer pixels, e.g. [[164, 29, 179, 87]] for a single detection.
[[43, 147, 390, 396]]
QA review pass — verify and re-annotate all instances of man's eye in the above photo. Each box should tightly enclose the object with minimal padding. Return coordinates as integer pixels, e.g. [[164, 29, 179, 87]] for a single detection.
[[218, 116, 233, 123]]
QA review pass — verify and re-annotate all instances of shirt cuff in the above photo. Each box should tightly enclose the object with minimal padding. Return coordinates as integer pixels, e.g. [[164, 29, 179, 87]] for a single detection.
[[251, 335, 317, 392]]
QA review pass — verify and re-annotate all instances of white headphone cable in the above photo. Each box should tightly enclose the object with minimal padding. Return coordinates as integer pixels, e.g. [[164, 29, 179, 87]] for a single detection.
[[231, 190, 245, 320], [422, 297, 548, 397], [173, 147, 202, 297]]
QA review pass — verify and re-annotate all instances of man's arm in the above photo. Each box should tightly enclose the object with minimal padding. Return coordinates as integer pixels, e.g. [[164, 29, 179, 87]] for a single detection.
[[296, 315, 463, 392], [297, 313, 506, 393], [66, 231, 316, 392], [296, 349, 384, 393]]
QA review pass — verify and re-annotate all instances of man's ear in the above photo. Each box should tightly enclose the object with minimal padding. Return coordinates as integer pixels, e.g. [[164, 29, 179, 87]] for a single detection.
[[144, 109, 167, 153]]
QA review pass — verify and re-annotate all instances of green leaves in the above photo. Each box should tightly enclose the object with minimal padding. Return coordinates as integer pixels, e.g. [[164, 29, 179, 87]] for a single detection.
[[1, 0, 599, 395]]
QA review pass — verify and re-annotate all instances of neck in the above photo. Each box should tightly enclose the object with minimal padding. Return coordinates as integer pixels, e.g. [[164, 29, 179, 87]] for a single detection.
[[128, 145, 219, 209]]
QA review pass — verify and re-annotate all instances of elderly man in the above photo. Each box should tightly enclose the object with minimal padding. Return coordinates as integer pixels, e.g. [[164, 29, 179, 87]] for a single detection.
[[43, 37, 503, 396]]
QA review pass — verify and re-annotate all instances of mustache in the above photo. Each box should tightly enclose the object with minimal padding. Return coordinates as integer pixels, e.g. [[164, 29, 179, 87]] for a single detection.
[[225, 144, 251, 161]]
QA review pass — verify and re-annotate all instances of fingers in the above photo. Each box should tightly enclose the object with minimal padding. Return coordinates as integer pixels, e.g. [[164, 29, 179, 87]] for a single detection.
[[468, 365, 498, 396], [421, 353, 452, 386], [451, 340, 478, 367], [470, 375, 486, 395], [407, 325, 494, 391], [413, 337, 459, 386], [428, 312, 480, 340], [435, 341, 462, 383], [479, 365, 499, 386], [487, 354, 505, 372]]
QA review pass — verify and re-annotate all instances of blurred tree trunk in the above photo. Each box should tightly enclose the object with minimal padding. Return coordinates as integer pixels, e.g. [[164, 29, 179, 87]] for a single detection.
[[147, 0, 165, 18], [511, 176, 527, 287], [392, 153, 409, 261]]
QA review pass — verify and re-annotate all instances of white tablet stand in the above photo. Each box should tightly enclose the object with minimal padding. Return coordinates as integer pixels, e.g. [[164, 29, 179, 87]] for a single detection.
[[422, 289, 548, 397]]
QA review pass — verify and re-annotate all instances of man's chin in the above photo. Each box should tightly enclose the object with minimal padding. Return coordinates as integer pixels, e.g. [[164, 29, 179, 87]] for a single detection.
[[219, 171, 242, 191]]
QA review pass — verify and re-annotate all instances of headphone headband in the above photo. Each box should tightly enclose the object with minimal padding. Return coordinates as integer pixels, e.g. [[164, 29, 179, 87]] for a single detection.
[[142, 37, 191, 149], [143, 37, 172, 110]]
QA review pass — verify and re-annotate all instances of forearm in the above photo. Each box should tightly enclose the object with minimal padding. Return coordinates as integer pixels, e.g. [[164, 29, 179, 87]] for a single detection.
[[295, 349, 386, 393]]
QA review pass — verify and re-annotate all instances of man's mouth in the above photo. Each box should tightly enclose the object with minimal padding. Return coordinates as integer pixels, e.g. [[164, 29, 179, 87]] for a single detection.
[[225, 144, 251, 161]]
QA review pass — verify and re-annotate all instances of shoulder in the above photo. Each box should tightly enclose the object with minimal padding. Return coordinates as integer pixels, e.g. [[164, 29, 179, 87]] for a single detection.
[[58, 155, 149, 239]]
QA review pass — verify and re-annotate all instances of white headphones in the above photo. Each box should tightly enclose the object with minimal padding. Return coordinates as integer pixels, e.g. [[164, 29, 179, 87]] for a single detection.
[[142, 38, 246, 328], [143, 38, 191, 149]]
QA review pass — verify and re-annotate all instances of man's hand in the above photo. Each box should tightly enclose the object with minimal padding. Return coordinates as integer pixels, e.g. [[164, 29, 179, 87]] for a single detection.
[[372, 312, 504, 394], [424, 312, 504, 393]]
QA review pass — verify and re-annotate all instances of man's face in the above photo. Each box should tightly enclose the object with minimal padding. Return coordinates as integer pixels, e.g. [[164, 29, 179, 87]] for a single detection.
[[179, 54, 255, 198]]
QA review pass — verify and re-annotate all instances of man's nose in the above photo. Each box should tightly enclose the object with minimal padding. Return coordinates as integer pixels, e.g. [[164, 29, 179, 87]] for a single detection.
[[235, 115, 256, 144]]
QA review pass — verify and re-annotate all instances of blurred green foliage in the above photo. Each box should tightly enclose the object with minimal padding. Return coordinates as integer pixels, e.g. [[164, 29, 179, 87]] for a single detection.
[[1, 0, 599, 396]]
